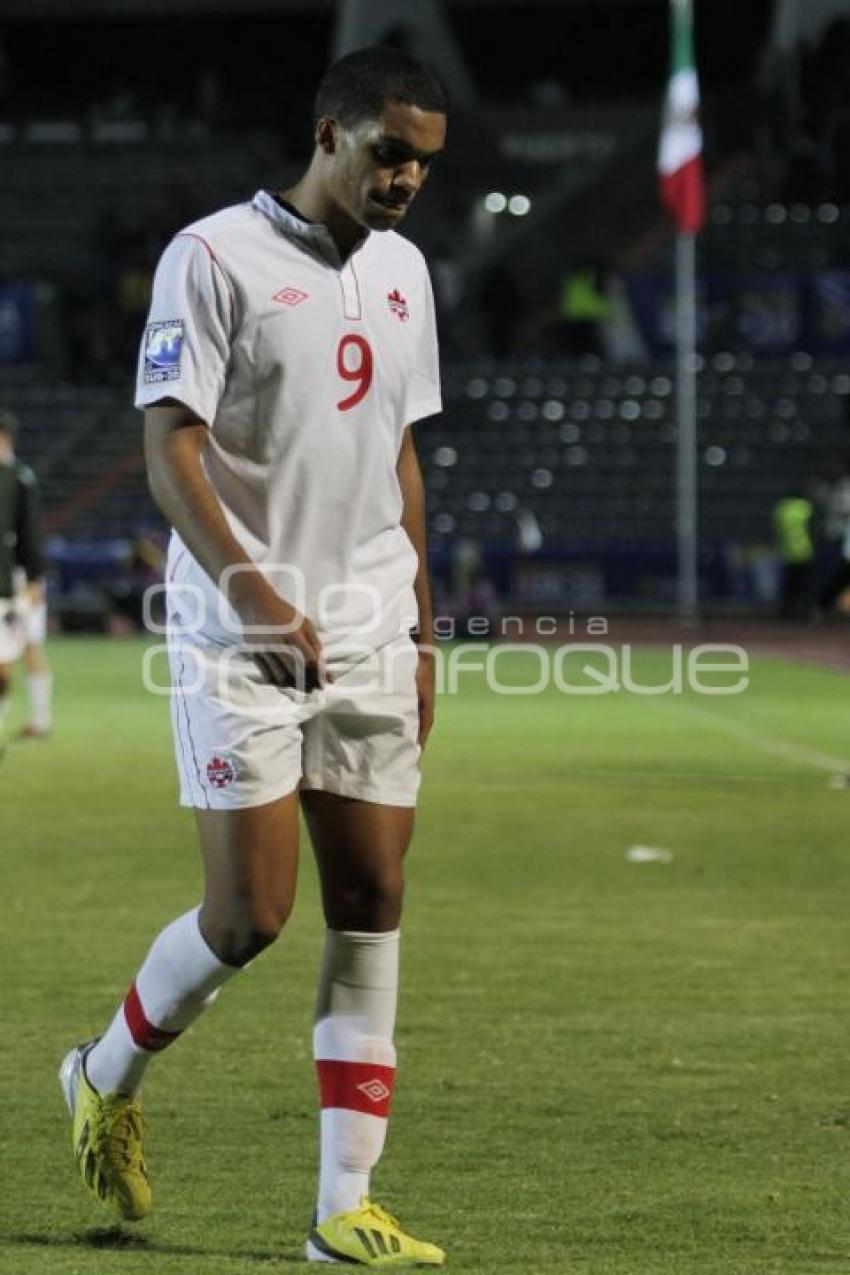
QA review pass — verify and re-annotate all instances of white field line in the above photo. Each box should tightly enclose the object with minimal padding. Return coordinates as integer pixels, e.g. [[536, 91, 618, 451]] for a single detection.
[[674, 702, 850, 775]]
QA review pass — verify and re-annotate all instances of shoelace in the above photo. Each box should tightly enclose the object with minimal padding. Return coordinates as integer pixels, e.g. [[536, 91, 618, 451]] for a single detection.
[[94, 1100, 145, 1170], [360, 1200, 401, 1232]]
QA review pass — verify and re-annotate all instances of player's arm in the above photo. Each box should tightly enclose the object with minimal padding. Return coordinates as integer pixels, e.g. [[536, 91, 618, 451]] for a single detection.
[[397, 424, 435, 747], [144, 403, 324, 683]]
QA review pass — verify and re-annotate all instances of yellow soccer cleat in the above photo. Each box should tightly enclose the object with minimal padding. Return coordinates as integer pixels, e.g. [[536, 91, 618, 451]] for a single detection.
[[58, 1041, 151, 1221], [306, 1198, 445, 1267]]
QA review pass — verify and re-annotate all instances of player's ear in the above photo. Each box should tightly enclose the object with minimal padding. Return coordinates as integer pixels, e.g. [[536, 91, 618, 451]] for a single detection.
[[315, 116, 338, 155]]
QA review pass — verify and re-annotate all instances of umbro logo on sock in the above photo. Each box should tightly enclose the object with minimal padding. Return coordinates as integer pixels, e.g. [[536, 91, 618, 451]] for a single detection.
[[356, 1077, 391, 1104]]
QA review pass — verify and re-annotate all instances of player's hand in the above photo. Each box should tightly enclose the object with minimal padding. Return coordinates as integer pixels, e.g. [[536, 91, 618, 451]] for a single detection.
[[251, 611, 327, 692], [229, 575, 330, 691], [415, 647, 436, 749]]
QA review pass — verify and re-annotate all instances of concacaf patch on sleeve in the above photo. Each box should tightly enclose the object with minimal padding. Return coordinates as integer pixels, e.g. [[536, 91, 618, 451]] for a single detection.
[[143, 320, 185, 383]]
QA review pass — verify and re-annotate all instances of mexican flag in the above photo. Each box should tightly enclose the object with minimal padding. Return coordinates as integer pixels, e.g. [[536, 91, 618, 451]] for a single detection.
[[658, 0, 705, 234]]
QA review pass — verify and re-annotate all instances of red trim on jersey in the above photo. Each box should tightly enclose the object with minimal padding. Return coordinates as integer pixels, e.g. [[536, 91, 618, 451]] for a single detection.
[[316, 1059, 396, 1117], [123, 983, 182, 1052], [175, 231, 236, 329]]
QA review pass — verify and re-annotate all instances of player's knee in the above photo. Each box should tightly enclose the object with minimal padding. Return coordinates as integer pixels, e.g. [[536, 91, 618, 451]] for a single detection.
[[201, 899, 292, 966], [331, 864, 405, 930], [206, 920, 280, 966]]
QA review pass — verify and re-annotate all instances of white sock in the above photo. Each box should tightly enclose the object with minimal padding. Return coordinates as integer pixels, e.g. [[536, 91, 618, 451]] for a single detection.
[[26, 670, 52, 732], [86, 906, 238, 1095], [314, 929, 399, 1221]]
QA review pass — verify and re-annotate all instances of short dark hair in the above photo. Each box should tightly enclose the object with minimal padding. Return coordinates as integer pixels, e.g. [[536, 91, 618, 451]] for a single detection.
[[314, 46, 447, 128]]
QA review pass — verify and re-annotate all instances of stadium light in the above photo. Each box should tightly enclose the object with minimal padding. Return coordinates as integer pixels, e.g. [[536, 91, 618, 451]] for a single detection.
[[484, 191, 508, 214], [508, 194, 531, 216]]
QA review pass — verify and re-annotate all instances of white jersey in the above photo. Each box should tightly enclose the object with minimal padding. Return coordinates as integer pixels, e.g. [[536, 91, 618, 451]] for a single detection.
[[134, 190, 441, 658]]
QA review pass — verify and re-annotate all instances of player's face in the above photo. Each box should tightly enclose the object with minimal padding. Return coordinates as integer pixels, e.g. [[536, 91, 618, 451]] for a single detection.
[[328, 100, 446, 231]]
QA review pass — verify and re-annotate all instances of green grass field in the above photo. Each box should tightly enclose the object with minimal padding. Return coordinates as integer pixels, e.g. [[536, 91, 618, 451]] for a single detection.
[[2, 636, 849, 1274]]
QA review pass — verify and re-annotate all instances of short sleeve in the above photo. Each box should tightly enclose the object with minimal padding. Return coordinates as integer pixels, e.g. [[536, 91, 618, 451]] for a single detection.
[[404, 266, 442, 426], [134, 233, 233, 425]]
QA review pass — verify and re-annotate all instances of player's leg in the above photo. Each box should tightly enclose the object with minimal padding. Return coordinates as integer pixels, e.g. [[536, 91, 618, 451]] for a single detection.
[[19, 585, 52, 737], [299, 634, 443, 1264], [61, 621, 306, 1218], [194, 793, 302, 963], [302, 792, 442, 1266], [305, 790, 410, 933], [88, 792, 301, 1092], [0, 596, 24, 749], [303, 793, 409, 1226], [82, 636, 306, 1094], [60, 792, 300, 1221], [21, 643, 52, 736]]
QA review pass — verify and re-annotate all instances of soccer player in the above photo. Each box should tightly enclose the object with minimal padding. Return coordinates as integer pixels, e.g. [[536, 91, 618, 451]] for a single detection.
[[60, 47, 447, 1267], [0, 409, 51, 744]]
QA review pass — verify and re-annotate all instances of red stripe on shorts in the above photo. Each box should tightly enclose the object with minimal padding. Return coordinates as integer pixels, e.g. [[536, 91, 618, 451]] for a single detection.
[[316, 1059, 396, 1118], [123, 982, 182, 1052]]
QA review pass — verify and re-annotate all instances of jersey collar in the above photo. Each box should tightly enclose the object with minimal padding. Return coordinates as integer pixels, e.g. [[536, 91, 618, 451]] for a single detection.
[[252, 189, 368, 268]]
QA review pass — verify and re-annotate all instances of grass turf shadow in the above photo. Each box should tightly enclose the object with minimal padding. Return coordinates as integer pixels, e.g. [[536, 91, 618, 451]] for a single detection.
[[4, 1227, 300, 1262]]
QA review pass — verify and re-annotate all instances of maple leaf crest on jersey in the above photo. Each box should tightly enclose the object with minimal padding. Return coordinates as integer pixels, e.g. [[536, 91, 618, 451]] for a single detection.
[[206, 754, 236, 789], [387, 289, 410, 321]]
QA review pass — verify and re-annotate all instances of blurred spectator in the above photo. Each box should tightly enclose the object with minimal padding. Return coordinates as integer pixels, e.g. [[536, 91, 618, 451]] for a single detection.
[[772, 486, 815, 619], [782, 132, 827, 204], [600, 274, 647, 364], [478, 262, 521, 357], [64, 284, 116, 384], [106, 528, 166, 634], [195, 67, 225, 130], [116, 262, 154, 366], [451, 537, 481, 604], [551, 260, 612, 359], [790, 17, 850, 205], [449, 539, 500, 637], [817, 462, 850, 615], [515, 507, 543, 555], [430, 242, 463, 355]]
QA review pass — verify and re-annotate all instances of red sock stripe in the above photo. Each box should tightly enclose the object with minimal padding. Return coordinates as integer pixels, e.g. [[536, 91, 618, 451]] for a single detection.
[[123, 982, 182, 1053], [316, 1059, 396, 1118]]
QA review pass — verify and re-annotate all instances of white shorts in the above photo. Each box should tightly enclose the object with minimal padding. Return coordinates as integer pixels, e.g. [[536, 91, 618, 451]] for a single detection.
[[167, 634, 422, 810], [0, 598, 25, 664]]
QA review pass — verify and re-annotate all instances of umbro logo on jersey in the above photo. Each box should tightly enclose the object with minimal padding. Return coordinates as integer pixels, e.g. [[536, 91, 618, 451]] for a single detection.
[[387, 289, 409, 321], [273, 286, 309, 307], [356, 1077, 392, 1104]]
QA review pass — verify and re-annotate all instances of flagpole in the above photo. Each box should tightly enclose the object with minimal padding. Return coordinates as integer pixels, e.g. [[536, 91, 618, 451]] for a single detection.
[[675, 228, 698, 623]]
